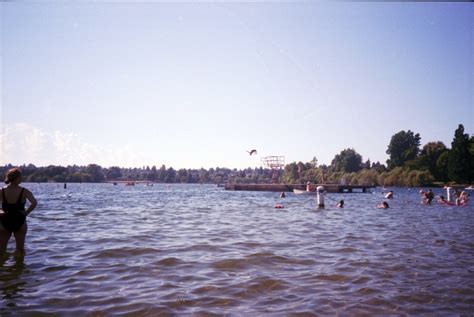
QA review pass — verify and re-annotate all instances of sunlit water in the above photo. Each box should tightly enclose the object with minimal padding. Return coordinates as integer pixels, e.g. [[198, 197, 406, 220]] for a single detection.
[[1, 183, 473, 315]]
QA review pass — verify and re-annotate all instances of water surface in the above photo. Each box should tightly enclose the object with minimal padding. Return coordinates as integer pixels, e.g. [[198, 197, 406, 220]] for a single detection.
[[1, 184, 473, 315]]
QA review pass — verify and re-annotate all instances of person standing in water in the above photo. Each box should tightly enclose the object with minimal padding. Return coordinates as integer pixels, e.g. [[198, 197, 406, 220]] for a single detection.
[[0, 168, 37, 255]]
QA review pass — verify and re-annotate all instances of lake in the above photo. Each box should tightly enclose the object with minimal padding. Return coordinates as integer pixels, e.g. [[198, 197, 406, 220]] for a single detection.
[[1, 183, 473, 315]]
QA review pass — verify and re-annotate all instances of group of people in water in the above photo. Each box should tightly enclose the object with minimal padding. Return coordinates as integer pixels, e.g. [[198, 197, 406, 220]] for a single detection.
[[381, 187, 470, 208], [434, 188, 469, 206], [277, 184, 470, 210]]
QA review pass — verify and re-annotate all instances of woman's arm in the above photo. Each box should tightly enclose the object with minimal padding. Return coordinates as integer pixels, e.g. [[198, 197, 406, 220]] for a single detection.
[[23, 189, 37, 216], [0, 188, 3, 216]]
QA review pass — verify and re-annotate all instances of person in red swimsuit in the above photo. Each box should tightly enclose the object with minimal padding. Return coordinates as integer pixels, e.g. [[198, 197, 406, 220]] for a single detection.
[[0, 168, 37, 255]]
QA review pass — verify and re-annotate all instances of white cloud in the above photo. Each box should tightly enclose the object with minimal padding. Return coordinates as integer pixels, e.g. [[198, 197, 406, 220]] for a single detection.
[[0, 122, 146, 167]]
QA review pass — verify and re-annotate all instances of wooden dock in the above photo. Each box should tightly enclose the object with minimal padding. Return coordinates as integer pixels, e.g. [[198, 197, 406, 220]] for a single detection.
[[224, 183, 374, 193]]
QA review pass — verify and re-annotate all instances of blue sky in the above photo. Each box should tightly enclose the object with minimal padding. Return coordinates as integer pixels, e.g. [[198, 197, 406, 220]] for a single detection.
[[1, 2, 473, 169]]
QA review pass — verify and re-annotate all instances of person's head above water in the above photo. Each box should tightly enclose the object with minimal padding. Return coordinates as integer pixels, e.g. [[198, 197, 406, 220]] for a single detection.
[[377, 201, 389, 209], [4, 167, 22, 185]]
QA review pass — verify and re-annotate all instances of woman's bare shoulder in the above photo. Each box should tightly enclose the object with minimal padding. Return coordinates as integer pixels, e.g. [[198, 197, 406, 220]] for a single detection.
[[22, 187, 34, 194]]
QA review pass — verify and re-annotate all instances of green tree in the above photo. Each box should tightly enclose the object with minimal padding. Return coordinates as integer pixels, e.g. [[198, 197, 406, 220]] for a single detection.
[[470, 135, 474, 157], [85, 164, 105, 182], [448, 124, 472, 183], [27, 172, 48, 182], [371, 161, 386, 173], [305, 168, 322, 184], [296, 161, 306, 179], [363, 159, 371, 169], [470, 136, 474, 181], [67, 172, 84, 182], [177, 169, 188, 183], [331, 148, 363, 173], [44, 165, 67, 179], [187, 170, 197, 183], [165, 167, 177, 183], [146, 166, 157, 182], [386, 130, 421, 169], [283, 162, 299, 183], [198, 168, 209, 183], [106, 166, 122, 180], [158, 165, 167, 182], [418, 141, 447, 181], [406, 170, 434, 187], [352, 169, 379, 186], [436, 151, 450, 182]]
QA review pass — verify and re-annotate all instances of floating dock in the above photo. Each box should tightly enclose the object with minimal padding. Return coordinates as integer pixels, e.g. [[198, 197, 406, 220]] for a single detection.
[[224, 183, 374, 193]]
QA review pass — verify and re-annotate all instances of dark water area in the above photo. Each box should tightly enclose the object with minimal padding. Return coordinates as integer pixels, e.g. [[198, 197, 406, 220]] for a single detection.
[[1, 183, 473, 315]]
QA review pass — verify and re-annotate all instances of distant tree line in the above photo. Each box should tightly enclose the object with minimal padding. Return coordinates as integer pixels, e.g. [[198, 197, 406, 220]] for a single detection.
[[283, 124, 474, 187], [2, 124, 472, 187], [0, 163, 277, 185]]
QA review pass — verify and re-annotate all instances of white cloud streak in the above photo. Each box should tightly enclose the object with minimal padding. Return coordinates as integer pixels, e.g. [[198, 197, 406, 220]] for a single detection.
[[0, 122, 145, 167]]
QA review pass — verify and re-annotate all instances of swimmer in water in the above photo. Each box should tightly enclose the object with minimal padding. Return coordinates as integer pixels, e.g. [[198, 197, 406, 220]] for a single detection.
[[420, 188, 434, 204], [377, 201, 389, 209], [425, 189, 434, 204], [438, 195, 447, 204], [336, 200, 344, 208]]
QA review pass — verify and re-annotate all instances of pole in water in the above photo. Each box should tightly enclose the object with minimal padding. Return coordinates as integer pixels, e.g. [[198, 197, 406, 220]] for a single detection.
[[446, 187, 452, 202], [317, 186, 325, 208]]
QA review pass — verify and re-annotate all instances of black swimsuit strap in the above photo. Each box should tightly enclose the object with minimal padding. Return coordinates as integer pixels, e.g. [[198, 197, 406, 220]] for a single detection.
[[1, 188, 24, 204]]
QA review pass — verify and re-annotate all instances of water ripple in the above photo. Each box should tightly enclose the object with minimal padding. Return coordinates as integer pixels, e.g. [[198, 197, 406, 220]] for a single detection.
[[0, 184, 472, 315]]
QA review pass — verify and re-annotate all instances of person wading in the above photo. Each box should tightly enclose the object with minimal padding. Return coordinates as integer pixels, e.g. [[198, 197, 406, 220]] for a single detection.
[[0, 168, 37, 255]]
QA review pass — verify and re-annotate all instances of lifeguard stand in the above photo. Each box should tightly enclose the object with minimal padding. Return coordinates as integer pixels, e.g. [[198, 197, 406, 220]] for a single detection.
[[261, 156, 285, 183]]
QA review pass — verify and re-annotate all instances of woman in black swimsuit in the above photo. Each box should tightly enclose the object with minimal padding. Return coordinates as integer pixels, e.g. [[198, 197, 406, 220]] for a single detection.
[[0, 168, 37, 255]]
